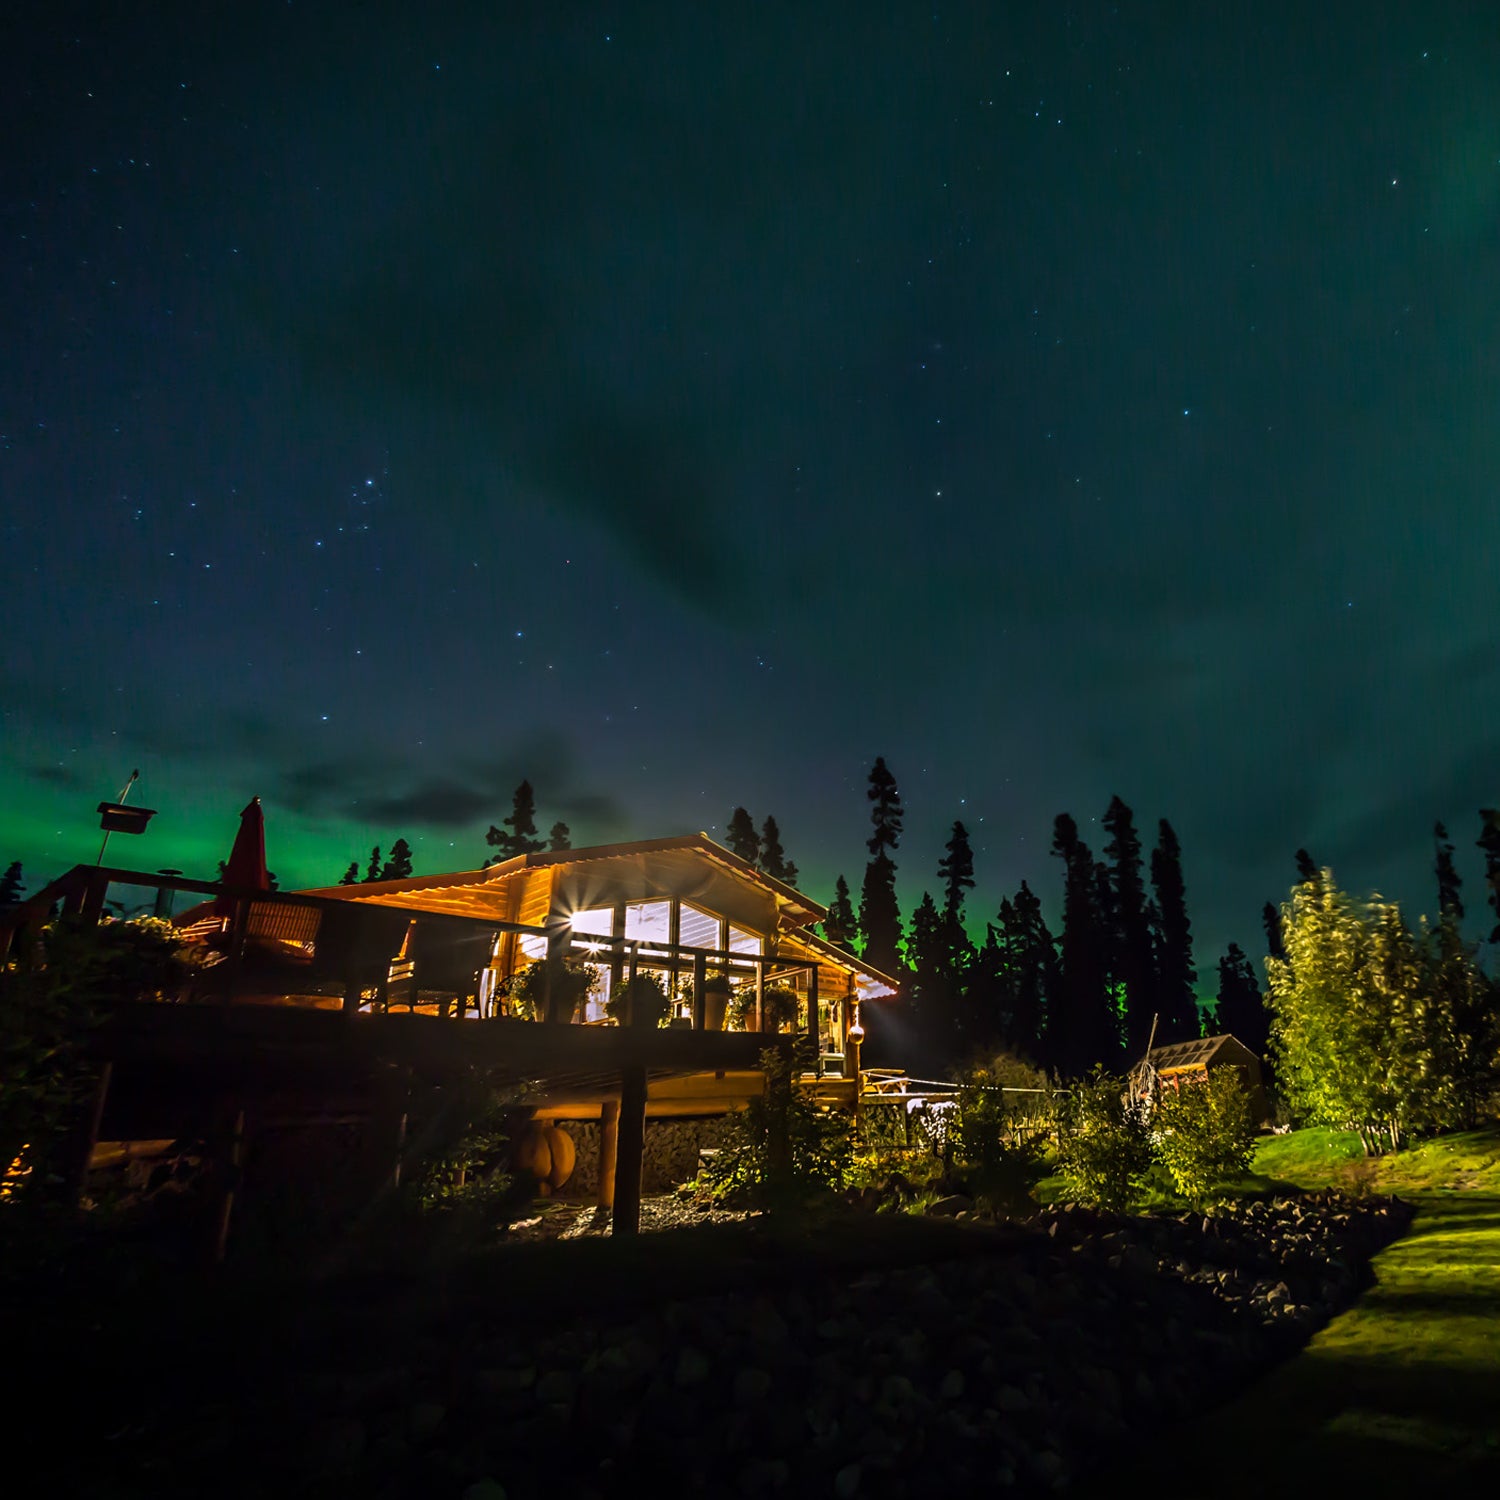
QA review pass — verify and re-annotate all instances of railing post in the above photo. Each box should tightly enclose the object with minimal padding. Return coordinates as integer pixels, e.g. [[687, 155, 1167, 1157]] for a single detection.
[[691, 952, 707, 1030]]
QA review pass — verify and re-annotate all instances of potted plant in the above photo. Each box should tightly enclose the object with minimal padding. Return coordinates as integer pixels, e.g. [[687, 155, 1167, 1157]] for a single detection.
[[728, 984, 800, 1033], [700, 970, 733, 1032], [605, 971, 670, 1029], [509, 955, 598, 1024]]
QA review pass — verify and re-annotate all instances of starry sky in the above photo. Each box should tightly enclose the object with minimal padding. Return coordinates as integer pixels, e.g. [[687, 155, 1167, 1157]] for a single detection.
[[5, 2, 1500, 981]]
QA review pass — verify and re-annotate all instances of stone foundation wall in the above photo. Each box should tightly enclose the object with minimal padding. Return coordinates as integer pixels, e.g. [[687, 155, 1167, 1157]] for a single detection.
[[548, 1115, 733, 1195]]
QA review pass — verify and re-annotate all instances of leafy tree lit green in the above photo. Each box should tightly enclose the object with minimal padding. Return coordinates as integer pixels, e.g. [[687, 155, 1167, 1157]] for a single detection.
[[1266, 871, 1483, 1154], [1150, 1070, 1257, 1204]]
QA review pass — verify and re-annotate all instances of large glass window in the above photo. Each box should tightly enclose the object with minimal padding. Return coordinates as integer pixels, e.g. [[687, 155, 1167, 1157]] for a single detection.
[[623, 901, 671, 944], [727, 925, 762, 955], [570, 907, 615, 940], [678, 903, 720, 951]]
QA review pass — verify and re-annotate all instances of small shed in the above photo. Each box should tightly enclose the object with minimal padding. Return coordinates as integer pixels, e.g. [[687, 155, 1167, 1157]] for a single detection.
[[1132, 1033, 1271, 1125]]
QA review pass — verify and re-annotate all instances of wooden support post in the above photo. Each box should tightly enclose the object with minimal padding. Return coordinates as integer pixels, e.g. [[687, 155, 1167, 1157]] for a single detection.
[[65, 1061, 112, 1208], [209, 1104, 246, 1265], [612, 1065, 648, 1235], [807, 964, 820, 1065], [597, 1098, 620, 1210], [754, 961, 764, 1032], [363, 1070, 409, 1199], [80, 870, 108, 925]]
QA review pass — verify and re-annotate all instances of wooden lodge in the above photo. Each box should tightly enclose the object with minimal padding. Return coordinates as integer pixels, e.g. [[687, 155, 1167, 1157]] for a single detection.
[[0, 837, 900, 1250]]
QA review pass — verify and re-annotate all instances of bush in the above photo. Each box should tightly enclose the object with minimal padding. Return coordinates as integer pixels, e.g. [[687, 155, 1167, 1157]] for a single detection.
[[1150, 1069, 1257, 1204], [697, 1042, 852, 1209], [2, 917, 195, 1205], [1054, 1068, 1152, 1211], [950, 1071, 1050, 1214]]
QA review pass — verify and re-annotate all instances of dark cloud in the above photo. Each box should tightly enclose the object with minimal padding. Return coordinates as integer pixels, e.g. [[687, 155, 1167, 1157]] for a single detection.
[[26, 762, 87, 789]]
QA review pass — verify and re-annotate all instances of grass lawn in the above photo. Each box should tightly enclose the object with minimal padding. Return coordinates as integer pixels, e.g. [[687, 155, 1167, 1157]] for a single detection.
[[1080, 1125, 1500, 1498]]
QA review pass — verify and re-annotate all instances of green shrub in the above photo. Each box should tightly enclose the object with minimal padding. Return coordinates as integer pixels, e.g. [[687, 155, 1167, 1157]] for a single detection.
[[605, 972, 669, 1028], [950, 1072, 1049, 1213], [697, 1042, 852, 1209], [1054, 1068, 1152, 1211], [1150, 1069, 1257, 1203]]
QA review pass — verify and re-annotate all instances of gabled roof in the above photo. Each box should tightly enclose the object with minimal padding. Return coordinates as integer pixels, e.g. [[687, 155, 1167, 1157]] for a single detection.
[[300, 832, 827, 931], [1135, 1033, 1259, 1073]]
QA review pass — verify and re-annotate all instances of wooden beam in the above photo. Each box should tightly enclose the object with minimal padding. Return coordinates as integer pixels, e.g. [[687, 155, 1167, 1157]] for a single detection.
[[597, 1098, 620, 1210], [65, 1061, 112, 1208], [612, 1064, 648, 1235]]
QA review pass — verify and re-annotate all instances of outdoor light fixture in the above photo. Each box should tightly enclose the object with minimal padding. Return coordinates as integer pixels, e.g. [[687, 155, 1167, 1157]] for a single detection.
[[95, 770, 157, 864]]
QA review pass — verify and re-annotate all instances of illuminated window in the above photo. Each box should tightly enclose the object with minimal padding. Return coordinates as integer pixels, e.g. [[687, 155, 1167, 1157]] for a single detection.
[[678, 903, 720, 951], [728, 925, 762, 955], [570, 907, 615, 939], [623, 901, 671, 944]]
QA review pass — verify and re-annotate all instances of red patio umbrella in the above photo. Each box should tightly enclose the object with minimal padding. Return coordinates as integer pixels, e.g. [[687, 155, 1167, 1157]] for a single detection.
[[212, 796, 269, 916]]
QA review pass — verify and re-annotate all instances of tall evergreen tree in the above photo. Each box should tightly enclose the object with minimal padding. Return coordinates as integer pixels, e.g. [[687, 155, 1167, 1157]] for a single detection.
[[784, 861, 800, 888], [1102, 796, 1156, 1056], [859, 758, 904, 977], [1434, 821, 1463, 922], [934, 822, 977, 1048], [1294, 847, 1319, 884], [1478, 809, 1500, 940], [548, 821, 572, 852], [866, 757, 903, 857], [1215, 942, 1268, 1057], [1150, 819, 1198, 1042], [380, 838, 414, 882], [725, 807, 760, 864], [759, 816, 789, 881], [487, 780, 547, 862], [938, 821, 975, 920], [903, 891, 946, 1062], [823, 875, 858, 952], [0, 861, 23, 905], [1049, 813, 1114, 1076], [1262, 900, 1287, 962], [991, 880, 1058, 1066], [338, 861, 360, 886], [364, 846, 382, 883]]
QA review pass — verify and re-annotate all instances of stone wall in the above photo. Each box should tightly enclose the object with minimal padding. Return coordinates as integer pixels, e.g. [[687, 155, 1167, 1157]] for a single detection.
[[548, 1115, 733, 1195]]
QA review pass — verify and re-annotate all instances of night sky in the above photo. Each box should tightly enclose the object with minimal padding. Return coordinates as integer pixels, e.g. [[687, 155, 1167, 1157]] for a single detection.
[[6, 3, 1500, 982]]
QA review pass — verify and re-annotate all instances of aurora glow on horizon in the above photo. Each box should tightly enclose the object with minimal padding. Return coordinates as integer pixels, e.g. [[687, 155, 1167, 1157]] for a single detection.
[[6, 3, 1500, 975]]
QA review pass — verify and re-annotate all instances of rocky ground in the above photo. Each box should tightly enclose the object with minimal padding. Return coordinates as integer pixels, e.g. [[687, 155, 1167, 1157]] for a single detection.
[[84, 1190, 1408, 1500]]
